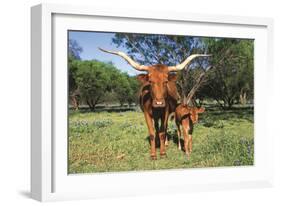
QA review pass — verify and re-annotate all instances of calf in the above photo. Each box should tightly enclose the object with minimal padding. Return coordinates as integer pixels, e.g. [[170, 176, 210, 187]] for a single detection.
[[174, 104, 205, 159]]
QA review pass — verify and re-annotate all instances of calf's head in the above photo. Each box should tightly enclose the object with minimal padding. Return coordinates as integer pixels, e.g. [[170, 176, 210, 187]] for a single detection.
[[189, 107, 205, 123], [99, 48, 210, 108]]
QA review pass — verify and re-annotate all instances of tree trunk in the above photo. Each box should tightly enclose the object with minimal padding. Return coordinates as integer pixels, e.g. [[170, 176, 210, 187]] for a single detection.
[[225, 98, 234, 110], [215, 99, 225, 110], [70, 95, 79, 111], [86, 99, 96, 111], [240, 92, 247, 105], [91, 99, 96, 111]]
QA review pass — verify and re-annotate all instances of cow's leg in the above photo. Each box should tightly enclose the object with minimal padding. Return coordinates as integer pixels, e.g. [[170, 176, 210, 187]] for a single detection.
[[164, 126, 169, 147], [159, 132, 166, 157], [165, 136, 169, 146], [164, 108, 169, 146], [188, 134, 193, 155], [177, 123, 181, 150], [165, 140, 168, 146], [144, 112, 156, 160], [158, 122, 166, 157], [159, 111, 169, 157]]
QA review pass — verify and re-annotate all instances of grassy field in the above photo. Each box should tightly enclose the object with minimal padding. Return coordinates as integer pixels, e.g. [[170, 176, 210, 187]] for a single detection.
[[68, 106, 254, 174]]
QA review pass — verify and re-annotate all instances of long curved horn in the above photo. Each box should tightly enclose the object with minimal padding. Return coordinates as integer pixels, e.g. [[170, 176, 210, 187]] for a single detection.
[[168, 54, 211, 72], [99, 48, 149, 71]]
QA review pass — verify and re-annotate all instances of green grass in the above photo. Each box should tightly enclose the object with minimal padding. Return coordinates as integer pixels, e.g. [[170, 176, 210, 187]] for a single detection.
[[68, 106, 254, 174]]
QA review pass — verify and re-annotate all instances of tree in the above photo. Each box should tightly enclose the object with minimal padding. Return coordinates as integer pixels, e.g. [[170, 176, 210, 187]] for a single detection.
[[113, 73, 131, 106], [104, 66, 139, 107], [69, 39, 83, 60], [127, 76, 140, 106], [177, 67, 207, 106], [202, 38, 254, 109], [72, 59, 139, 110], [112, 34, 254, 109], [112, 33, 205, 65], [73, 60, 110, 111], [68, 39, 83, 110]]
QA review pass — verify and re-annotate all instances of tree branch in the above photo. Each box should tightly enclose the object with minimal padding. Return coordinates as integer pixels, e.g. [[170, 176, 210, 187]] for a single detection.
[[124, 34, 153, 64], [184, 66, 212, 105]]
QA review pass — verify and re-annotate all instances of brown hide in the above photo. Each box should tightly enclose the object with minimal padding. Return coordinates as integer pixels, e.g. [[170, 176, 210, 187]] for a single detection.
[[137, 70, 179, 112], [175, 105, 205, 124], [137, 65, 179, 108]]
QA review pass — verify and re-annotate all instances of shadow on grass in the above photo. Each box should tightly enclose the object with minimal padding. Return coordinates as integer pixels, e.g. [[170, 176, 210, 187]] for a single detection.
[[71, 106, 138, 114], [166, 130, 187, 153], [145, 131, 186, 153], [201, 105, 254, 124], [70, 104, 253, 123]]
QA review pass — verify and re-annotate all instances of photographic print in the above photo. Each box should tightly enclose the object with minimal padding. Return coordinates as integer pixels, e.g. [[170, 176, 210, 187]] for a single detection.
[[68, 31, 254, 174]]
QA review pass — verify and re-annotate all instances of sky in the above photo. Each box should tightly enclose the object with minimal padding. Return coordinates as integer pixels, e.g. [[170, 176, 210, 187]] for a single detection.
[[69, 31, 140, 76]]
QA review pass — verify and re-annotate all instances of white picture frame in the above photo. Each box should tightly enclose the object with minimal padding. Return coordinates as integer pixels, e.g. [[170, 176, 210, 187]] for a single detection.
[[31, 3, 274, 202]]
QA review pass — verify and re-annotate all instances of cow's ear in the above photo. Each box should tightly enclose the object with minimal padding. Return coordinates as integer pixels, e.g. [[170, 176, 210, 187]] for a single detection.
[[168, 73, 177, 81], [197, 107, 205, 113], [137, 74, 148, 83]]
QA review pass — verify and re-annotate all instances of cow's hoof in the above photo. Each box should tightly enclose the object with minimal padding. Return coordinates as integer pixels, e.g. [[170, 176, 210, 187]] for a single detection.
[[165, 141, 169, 147], [151, 155, 157, 160], [178, 147, 181, 150], [186, 154, 190, 160]]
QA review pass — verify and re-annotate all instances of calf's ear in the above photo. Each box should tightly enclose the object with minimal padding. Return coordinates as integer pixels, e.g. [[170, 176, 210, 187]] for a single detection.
[[137, 74, 148, 83], [168, 73, 177, 81], [197, 107, 205, 113]]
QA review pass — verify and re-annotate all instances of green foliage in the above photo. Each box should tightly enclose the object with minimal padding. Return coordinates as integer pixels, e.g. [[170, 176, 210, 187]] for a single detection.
[[73, 60, 110, 110], [201, 38, 254, 109], [68, 39, 83, 110], [126, 76, 140, 105], [69, 34, 254, 110], [177, 67, 206, 103], [69, 58, 80, 93], [112, 73, 132, 106], [68, 106, 254, 173], [111, 34, 254, 109], [112, 33, 205, 65], [70, 59, 140, 109]]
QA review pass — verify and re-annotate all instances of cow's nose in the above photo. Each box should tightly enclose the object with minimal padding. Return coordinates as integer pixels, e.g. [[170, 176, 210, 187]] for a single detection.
[[153, 99, 166, 107]]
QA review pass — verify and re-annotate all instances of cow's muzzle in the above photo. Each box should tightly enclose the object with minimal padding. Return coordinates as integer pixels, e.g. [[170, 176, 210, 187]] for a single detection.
[[152, 99, 166, 108]]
